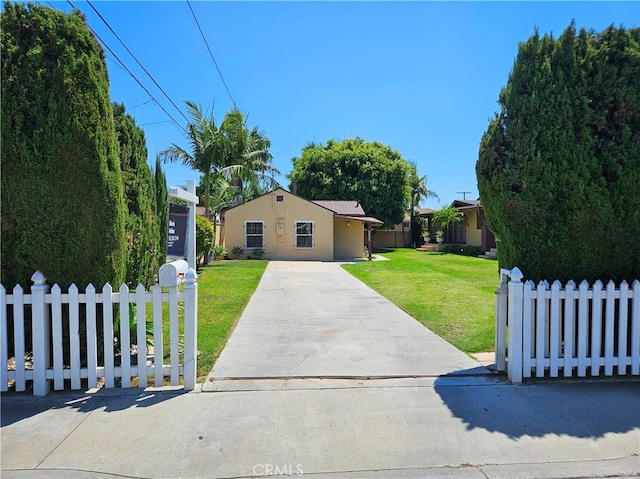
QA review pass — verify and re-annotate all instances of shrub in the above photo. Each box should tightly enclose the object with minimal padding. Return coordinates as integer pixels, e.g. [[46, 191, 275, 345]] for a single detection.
[[114, 103, 159, 288], [249, 248, 265, 260], [230, 246, 244, 259], [477, 22, 640, 283], [213, 245, 225, 258], [1, 3, 126, 289], [195, 215, 214, 263], [442, 245, 482, 257]]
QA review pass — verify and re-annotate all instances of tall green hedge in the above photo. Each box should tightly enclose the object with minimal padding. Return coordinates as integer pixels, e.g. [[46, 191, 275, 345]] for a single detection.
[[154, 156, 169, 266], [113, 102, 159, 287], [477, 22, 640, 283], [1, 3, 126, 289]]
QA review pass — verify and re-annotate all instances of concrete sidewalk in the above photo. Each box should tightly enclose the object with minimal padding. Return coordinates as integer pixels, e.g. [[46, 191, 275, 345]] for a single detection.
[[2, 261, 639, 478]]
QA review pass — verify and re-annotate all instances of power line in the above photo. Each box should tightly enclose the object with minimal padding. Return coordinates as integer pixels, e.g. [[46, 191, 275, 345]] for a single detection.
[[126, 98, 153, 111], [65, 0, 187, 135], [86, 0, 190, 124], [186, 0, 236, 107]]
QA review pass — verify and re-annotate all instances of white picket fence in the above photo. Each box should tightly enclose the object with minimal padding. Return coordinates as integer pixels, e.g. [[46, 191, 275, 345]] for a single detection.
[[495, 267, 640, 382], [1, 261, 198, 396]]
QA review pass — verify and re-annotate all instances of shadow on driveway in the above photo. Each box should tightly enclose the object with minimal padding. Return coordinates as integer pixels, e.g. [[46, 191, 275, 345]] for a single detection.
[[1, 388, 186, 427], [434, 373, 640, 439]]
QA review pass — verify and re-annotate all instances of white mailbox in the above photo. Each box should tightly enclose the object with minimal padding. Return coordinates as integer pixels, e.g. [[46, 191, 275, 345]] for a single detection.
[[159, 259, 189, 287]]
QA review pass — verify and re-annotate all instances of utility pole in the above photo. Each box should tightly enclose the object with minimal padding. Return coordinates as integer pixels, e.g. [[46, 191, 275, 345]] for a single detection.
[[457, 191, 472, 200]]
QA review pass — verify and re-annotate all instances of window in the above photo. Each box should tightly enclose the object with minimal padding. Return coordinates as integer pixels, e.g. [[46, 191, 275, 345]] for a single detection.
[[245, 221, 264, 249], [295, 221, 314, 248]]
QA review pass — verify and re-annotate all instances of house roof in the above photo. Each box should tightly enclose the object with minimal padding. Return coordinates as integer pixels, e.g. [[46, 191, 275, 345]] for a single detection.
[[452, 199, 482, 211], [311, 200, 366, 216]]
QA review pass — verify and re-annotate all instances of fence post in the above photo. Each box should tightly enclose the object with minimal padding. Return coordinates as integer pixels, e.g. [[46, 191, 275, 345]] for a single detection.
[[494, 269, 510, 371], [31, 271, 51, 396], [183, 268, 198, 391], [507, 267, 524, 383]]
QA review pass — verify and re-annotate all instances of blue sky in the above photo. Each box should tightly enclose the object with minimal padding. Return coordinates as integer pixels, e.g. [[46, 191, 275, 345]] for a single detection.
[[34, 1, 639, 209]]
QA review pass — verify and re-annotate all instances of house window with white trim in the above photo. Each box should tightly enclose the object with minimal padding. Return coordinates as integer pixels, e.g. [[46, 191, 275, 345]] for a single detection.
[[295, 221, 314, 248], [245, 221, 264, 249]]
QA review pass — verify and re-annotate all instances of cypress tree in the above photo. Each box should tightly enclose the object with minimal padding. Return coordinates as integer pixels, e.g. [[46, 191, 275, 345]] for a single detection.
[[154, 155, 169, 266], [113, 103, 158, 287], [477, 22, 640, 283], [1, 2, 126, 288]]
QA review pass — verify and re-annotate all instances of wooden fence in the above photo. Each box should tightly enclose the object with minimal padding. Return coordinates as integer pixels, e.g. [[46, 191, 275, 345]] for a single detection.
[[495, 267, 640, 383], [1, 261, 198, 395]]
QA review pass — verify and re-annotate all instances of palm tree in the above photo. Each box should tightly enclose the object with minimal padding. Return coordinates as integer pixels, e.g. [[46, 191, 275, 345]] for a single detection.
[[159, 100, 225, 218], [406, 163, 439, 246], [219, 108, 280, 205], [433, 205, 465, 249]]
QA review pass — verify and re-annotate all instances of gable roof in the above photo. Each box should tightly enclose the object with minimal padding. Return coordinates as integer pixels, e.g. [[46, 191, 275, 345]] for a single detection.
[[223, 188, 383, 225], [311, 200, 366, 216]]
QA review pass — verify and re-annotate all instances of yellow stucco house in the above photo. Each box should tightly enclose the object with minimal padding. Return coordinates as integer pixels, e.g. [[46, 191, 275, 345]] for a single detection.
[[222, 188, 383, 261]]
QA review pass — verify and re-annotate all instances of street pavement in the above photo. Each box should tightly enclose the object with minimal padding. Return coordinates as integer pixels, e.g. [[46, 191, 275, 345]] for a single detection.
[[2, 261, 639, 479]]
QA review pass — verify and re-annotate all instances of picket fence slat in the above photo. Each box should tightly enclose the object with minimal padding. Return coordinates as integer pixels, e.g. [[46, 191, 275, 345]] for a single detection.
[[549, 281, 562, 377], [501, 268, 640, 383], [103, 283, 115, 388], [604, 281, 616, 376], [86, 284, 98, 389], [522, 282, 534, 377], [69, 285, 81, 390], [136, 284, 147, 388], [632, 281, 640, 375], [169, 286, 179, 386], [153, 284, 163, 387], [0, 285, 7, 392], [13, 286, 26, 392], [51, 285, 64, 390], [563, 281, 576, 378], [119, 284, 131, 388], [591, 281, 604, 376], [535, 281, 548, 378]]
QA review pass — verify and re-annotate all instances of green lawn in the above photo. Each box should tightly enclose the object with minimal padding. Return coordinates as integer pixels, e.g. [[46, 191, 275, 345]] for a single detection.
[[194, 259, 268, 380], [342, 249, 500, 354]]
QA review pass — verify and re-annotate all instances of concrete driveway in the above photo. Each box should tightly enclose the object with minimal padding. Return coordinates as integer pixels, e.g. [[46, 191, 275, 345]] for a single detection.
[[205, 261, 487, 390]]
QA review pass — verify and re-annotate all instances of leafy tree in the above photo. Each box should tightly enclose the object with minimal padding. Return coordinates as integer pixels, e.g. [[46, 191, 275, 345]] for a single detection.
[[1, 2, 126, 288], [477, 22, 640, 283], [289, 138, 412, 227], [154, 155, 169, 266], [113, 103, 159, 287]]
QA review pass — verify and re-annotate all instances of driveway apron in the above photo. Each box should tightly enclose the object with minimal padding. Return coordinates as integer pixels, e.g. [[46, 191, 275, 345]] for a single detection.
[[206, 261, 487, 385]]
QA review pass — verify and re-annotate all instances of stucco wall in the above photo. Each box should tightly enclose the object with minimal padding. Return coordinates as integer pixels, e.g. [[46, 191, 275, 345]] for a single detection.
[[224, 189, 334, 261], [334, 218, 366, 259], [463, 210, 482, 247]]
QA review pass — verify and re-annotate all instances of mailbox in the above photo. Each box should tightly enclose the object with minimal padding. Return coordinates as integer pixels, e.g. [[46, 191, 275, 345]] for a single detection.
[[159, 259, 189, 287]]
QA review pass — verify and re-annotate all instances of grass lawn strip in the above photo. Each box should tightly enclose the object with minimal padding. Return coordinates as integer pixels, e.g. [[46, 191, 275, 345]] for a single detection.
[[342, 249, 498, 354]]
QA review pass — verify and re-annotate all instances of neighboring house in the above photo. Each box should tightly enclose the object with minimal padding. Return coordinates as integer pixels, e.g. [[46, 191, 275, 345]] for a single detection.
[[368, 208, 435, 249], [221, 188, 383, 261], [419, 200, 497, 254]]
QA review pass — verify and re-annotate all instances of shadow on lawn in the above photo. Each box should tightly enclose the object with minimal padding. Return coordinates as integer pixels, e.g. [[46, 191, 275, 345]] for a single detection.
[[434, 372, 640, 439]]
